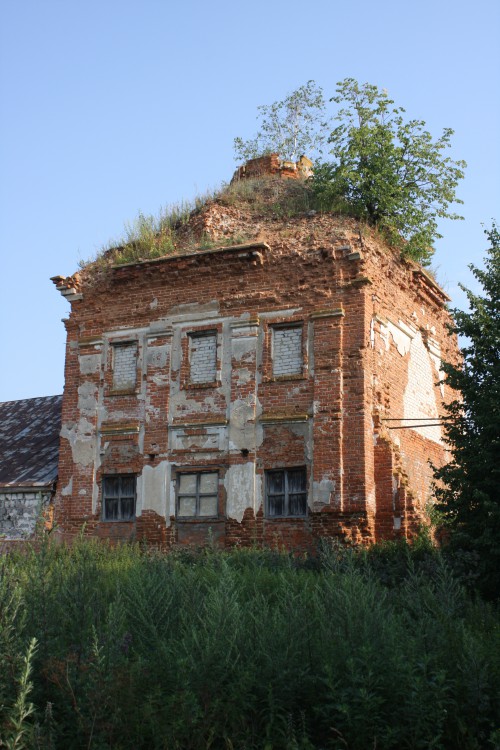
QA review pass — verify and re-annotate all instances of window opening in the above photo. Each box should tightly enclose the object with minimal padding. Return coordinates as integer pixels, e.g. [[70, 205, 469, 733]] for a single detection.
[[177, 471, 219, 518], [189, 332, 217, 384], [112, 342, 137, 391], [102, 475, 136, 521], [266, 467, 307, 517], [272, 325, 302, 377]]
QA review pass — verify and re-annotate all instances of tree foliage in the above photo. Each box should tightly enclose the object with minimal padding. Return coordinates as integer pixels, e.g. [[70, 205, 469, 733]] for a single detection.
[[234, 80, 329, 163], [434, 224, 500, 598], [312, 79, 466, 264]]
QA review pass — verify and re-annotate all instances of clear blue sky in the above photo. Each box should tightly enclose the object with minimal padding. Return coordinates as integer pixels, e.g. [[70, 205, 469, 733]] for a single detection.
[[1, 0, 498, 401]]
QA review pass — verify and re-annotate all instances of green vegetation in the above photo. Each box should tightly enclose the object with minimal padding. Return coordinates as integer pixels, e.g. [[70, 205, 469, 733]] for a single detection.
[[313, 79, 466, 264], [434, 224, 500, 599], [235, 78, 465, 265], [0, 538, 498, 749], [234, 80, 329, 163]]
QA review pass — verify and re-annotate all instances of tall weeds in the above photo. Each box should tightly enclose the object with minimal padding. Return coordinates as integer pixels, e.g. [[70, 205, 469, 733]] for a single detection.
[[0, 539, 498, 749]]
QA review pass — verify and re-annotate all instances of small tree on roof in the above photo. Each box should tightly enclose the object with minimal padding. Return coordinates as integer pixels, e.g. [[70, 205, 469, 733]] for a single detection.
[[234, 80, 329, 163], [312, 78, 467, 264]]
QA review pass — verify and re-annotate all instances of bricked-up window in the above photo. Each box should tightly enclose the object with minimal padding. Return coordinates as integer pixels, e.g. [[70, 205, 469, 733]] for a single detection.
[[266, 467, 307, 517], [112, 342, 137, 391], [189, 332, 217, 384], [272, 325, 302, 377], [177, 471, 219, 518], [102, 475, 136, 521]]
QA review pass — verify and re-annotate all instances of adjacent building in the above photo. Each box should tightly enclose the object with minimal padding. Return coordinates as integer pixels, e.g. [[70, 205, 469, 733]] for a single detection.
[[0, 395, 62, 540]]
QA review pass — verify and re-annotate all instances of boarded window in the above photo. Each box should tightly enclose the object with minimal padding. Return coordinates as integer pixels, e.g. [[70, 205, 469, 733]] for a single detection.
[[102, 475, 136, 521], [177, 471, 219, 518], [189, 332, 217, 384], [272, 326, 302, 376], [112, 343, 137, 391], [266, 467, 307, 517]]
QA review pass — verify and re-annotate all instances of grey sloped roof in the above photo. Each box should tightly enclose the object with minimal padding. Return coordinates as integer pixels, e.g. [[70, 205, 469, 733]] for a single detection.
[[0, 395, 62, 486]]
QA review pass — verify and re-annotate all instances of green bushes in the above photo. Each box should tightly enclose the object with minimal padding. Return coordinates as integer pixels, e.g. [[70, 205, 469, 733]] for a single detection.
[[0, 539, 498, 749]]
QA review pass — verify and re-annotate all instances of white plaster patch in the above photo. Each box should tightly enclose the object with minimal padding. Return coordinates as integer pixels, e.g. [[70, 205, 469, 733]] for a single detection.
[[387, 319, 416, 356], [61, 418, 96, 467], [427, 338, 445, 397], [61, 477, 73, 496], [78, 382, 98, 416], [79, 353, 101, 375], [229, 396, 258, 451], [171, 426, 224, 452], [139, 461, 169, 520], [403, 331, 442, 444], [313, 477, 336, 506], [225, 462, 257, 522], [147, 345, 169, 369]]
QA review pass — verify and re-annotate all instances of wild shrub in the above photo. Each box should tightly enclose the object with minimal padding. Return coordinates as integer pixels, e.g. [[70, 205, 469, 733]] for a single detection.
[[0, 539, 498, 749]]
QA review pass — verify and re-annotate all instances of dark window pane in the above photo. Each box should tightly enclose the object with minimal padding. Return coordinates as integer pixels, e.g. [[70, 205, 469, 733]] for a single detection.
[[105, 498, 119, 520], [289, 493, 307, 516], [121, 497, 135, 520], [103, 476, 120, 497], [266, 468, 307, 518], [120, 476, 135, 496], [267, 471, 285, 494], [268, 494, 285, 516], [288, 469, 306, 493]]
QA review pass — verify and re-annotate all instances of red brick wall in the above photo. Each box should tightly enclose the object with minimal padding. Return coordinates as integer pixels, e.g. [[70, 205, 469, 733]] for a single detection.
[[53, 222, 458, 550]]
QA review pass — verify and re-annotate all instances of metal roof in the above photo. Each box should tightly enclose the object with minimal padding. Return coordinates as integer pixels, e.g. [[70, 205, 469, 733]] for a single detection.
[[0, 395, 62, 487]]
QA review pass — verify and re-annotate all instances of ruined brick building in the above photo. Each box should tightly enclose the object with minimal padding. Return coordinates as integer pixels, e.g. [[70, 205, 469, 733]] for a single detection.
[[51, 155, 458, 549]]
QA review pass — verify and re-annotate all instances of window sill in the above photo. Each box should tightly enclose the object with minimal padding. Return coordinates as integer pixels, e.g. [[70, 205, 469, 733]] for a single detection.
[[184, 380, 221, 390], [176, 516, 222, 523], [265, 515, 308, 521], [265, 373, 306, 382], [108, 388, 137, 397]]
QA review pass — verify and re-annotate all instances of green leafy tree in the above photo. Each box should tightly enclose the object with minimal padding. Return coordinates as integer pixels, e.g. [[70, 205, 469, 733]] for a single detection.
[[234, 80, 329, 163], [313, 78, 466, 264], [434, 224, 500, 598]]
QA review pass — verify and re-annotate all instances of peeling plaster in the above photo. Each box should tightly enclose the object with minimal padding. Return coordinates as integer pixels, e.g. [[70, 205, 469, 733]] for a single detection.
[[139, 461, 169, 522], [147, 345, 169, 369], [61, 477, 73, 496], [387, 319, 416, 356], [78, 382, 98, 416], [313, 477, 336, 506], [229, 396, 259, 451], [61, 418, 96, 467], [225, 462, 260, 522], [403, 332, 442, 444], [79, 353, 101, 375]]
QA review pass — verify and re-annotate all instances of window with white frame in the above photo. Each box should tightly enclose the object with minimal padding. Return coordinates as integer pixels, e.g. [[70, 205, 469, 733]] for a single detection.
[[112, 342, 137, 391], [189, 331, 217, 384], [102, 475, 136, 521], [272, 325, 302, 377], [177, 471, 219, 518], [266, 467, 307, 517]]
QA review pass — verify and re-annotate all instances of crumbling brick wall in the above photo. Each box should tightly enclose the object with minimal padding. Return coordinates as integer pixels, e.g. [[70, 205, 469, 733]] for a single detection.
[[52, 169, 458, 550]]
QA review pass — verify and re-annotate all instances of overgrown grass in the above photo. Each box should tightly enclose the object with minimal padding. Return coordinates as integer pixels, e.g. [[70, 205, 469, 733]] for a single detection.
[[0, 538, 498, 749]]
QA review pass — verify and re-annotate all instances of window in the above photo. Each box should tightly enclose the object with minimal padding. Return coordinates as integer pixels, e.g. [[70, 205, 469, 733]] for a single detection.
[[112, 342, 137, 391], [102, 475, 136, 521], [266, 467, 307, 517], [189, 332, 217, 384], [272, 325, 302, 377], [177, 471, 219, 518]]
